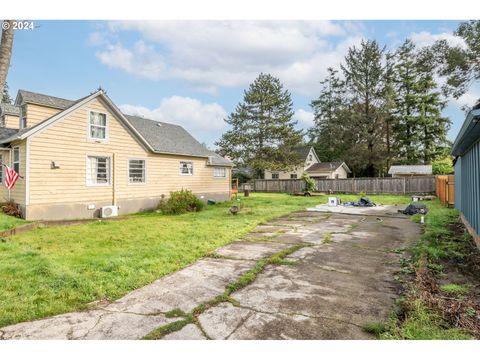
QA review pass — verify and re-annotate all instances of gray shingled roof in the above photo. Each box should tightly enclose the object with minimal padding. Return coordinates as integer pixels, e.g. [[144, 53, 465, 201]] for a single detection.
[[388, 165, 432, 175], [123, 115, 232, 165], [293, 145, 312, 160], [0, 127, 20, 142], [0, 103, 20, 116], [306, 161, 345, 172], [16, 90, 75, 109]]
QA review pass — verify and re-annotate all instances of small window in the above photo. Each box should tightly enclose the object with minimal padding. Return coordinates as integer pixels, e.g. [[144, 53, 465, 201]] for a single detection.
[[308, 154, 313, 161], [20, 116, 27, 129], [335, 173, 339, 179], [271, 173, 279, 179], [290, 173, 297, 179], [87, 156, 110, 185], [213, 167, 226, 178], [13, 147, 20, 174], [89, 111, 107, 140], [129, 159, 146, 183], [179, 161, 193, 175]]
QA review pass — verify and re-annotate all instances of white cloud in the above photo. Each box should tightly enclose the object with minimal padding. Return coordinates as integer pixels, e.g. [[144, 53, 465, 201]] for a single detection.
[[450, 85, 480, 109], [294, 108, 315, 127], [92, 21, 362, 96], [410, 31, 467, 49], [119, 96, 228, 136]]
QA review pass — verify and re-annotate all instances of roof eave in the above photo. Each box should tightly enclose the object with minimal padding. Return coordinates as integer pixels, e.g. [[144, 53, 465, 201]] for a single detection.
[[452, 109, 480, 156]]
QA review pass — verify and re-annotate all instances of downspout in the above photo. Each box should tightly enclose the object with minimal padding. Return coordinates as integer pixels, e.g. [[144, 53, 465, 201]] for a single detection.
[[112, 153, 116, 207]]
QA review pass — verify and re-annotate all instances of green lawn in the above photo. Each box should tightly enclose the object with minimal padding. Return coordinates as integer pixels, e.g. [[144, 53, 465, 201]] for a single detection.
[[0, 193, 409, 327], [0, 211, 27, 232]]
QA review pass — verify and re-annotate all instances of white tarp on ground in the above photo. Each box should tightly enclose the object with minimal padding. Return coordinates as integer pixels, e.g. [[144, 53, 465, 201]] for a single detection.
[[306, 204, 406, 216]]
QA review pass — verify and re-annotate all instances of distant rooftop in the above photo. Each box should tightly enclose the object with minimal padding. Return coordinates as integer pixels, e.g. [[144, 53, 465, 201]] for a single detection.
[[388, 165, 432, 175]]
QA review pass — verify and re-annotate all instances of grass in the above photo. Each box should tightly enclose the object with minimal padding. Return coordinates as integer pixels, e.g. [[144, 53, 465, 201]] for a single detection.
[[0, 192, 409, 328], [0, 211, 27, 232], [376, 199, 476, 340], [439, 283, 470, 295]]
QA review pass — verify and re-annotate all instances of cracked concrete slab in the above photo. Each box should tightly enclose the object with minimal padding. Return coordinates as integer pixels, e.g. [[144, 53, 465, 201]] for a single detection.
[[106, 258, 255, 314], [163, 324, 206, 340], [1, 209, 419, 340], [215, 241, 291, 260]]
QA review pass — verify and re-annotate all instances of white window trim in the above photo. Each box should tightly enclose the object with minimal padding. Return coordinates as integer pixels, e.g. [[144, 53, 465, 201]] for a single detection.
[[179, 161, 194, 176], [87, 109, 109, 142], [13, 146, 20, 175], [127, 158, 147, 185], [213, 167, 227, 178], [86, 155, 111, 187]]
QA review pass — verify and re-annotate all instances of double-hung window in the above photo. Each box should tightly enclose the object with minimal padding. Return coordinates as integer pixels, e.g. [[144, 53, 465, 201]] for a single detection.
[[179, 161, 193, 175], [87, 156, 110, 185], [89, 111, 107, 140], [213, 167, 226, 178], [13, 147, 20, 174], [129, 159, 146, 184]]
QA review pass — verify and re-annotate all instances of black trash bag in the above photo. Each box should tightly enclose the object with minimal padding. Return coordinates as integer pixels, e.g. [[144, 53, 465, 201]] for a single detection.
[[399, 203, 428, 215], [359, 197, 376, 207]]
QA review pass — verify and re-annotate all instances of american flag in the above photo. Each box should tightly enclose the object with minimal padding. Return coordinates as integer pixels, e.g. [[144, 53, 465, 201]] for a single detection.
[[5, 165, 19, 190]]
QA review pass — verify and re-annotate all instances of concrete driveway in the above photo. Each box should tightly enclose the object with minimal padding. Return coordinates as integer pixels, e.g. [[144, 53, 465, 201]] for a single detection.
[[0, 207, 420, 340]]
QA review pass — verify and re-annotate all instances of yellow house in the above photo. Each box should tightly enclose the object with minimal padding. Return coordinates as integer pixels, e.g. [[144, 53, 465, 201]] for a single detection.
[[0, 89, 232, 221], [264, 146, 351, 180]]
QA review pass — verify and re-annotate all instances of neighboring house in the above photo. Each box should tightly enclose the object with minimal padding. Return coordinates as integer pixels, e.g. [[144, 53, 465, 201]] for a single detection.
[[452, 103, 480, 246], [388, 165, 433, 177], [264, 146, 350, 179], [304, 161, 351, 179], [0, 89, 232, 221]]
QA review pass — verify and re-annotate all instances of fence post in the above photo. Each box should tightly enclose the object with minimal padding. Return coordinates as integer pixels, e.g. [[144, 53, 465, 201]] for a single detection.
[[403, 177, 406, 195]]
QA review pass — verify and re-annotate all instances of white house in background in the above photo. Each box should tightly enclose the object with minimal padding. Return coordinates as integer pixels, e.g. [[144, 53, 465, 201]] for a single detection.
[[388, 165, 433, 177], [264, 146, 351, 180]]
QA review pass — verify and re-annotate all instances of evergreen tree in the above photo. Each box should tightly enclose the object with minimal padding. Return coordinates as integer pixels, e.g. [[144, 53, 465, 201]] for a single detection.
[[216, 73, 303, 179], [433, 20, 480, 99], [392, 40, 422, 163], [309, 68, 348, 162], [2, 81, 12, 103], [415, 49, 452, 163], [341, 40, 388, 176]]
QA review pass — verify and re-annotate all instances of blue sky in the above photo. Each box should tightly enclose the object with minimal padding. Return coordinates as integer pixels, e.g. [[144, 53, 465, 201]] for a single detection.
[[7, 20, 478, 147]]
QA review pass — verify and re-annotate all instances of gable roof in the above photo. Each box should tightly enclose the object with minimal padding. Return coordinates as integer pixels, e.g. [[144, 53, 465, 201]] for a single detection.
[[2, 89, 232, 166], [0, 103, 20, 116], [388, 165, 432, 175], [16, 90, 76, 109], [293, 145, 313, 160], [306, 161, 351, 173]]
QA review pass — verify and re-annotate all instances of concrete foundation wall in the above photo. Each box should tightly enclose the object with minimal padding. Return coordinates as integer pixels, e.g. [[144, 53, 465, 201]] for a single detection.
[[23, 191, 231, 221]]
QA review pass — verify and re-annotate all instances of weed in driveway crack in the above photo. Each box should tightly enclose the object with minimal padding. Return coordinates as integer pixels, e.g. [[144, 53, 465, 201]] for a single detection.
[[142, 243, 311, 340]]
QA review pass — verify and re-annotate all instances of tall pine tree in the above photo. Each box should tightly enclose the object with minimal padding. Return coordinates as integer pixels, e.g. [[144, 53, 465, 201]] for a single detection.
[[216, 73, 303, 179], [309, 68, 348, 162], [341, 40, 388, 176]]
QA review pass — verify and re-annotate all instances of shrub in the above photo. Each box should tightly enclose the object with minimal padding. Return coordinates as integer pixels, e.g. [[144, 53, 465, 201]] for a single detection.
[[158, 189, 204, 215], [301, 173, 317, 192], [1, 201, 22, 218]]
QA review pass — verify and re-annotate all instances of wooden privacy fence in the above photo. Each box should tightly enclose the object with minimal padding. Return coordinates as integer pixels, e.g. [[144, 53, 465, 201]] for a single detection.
[[436, 175, 455, 207], [251, 176, 436, 195]]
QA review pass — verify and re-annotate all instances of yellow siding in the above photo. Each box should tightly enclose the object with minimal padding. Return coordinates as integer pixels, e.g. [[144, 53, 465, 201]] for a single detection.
[[0, 141, 27, 205], [28, 98, 230, 206], [4, 114, 19, 129], [26, 104, 62, 128]]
